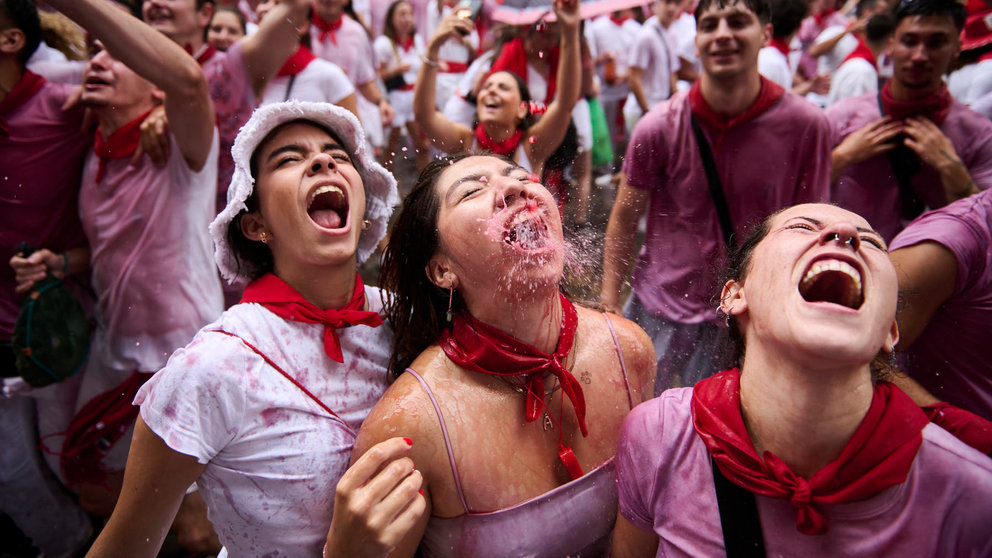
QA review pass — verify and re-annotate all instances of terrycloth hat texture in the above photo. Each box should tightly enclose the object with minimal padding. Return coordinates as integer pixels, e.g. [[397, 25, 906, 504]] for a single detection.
[[209, 101, 398, 286]]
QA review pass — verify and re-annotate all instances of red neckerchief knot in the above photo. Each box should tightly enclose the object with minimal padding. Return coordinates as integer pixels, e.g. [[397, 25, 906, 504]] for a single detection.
[[240, 273, 383, 363], [93, 109, 153, 183], [691, 368, 927, 535], [842, 36, 876, 67], [474, 124, 523, 157], [277, 46, 317, 77], [312, 11, 344, 45], [0, 70, 45, 135], [439, 294, 587, 479], [688, 77, 784, 154], [880, 81, 952, 126], [397, 36, 414, 51]]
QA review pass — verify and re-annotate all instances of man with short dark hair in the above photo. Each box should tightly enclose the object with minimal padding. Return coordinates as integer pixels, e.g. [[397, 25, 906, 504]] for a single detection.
[[828, 0, 992, 241], [601, 0, 832, 392]]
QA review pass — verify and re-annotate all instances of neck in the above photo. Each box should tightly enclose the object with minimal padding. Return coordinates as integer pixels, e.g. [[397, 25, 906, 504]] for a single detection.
[[95, 102, 154, 137], [699, 71, 762, 117], [173, 29, 205, 55], [274, 260, 359, 310], [738, 347, 874, 478], [481, 120, 520, 142], [0, 60, 23, 104], [466, 283, 563, 354], [317, 7, 343, 22]]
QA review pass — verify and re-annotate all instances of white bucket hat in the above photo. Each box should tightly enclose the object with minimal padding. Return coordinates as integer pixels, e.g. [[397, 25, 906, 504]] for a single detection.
[[209, 101, 398, 286]]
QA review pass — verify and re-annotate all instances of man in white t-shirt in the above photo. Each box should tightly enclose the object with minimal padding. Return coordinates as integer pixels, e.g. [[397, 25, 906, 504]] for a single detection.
[[628, 0, 682, 122], [758, 0, 809, 89], [825, 13, 894, 106]]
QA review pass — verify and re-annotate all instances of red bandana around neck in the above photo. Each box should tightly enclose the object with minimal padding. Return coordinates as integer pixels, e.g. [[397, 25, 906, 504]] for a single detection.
[[277, 46, 317, 77], [609, 13, 631, 26], [93, 108, 153, 183], [312, 11, 344, 45], [689, 77, 785, 153], [842, 36, 876, 67], [813, 8, 835, 28], [769, 37, 791, 58], [240, 272, 383, 363], [691, 368, 928, 535], [474, 124, 524, 156], [184, 43, 217, 66], [880, 81, 952, 125], [439, 294, 587, 478], [0, 70, 45, 136], [488, 37, 559, 104], [396, 36, 415, 52]]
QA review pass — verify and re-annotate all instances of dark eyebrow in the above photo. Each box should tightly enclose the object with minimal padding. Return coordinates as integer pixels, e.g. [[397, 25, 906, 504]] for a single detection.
[[444, 164, 525, 205], [264, 141, 346, 165]]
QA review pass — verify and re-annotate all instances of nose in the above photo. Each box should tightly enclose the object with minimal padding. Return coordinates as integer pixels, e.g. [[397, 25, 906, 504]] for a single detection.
[[307, 152, 337, 175], [713, 18, 733, 39], [819, 222, 860, 250], [89, 49, 111, 69], [494, 176, 528, 209], [910, 43, 930, 63]]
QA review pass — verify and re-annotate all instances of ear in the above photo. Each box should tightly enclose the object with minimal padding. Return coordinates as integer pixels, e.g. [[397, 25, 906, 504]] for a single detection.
[[150, 88, 166, 105], [240, 211, 269, 242], [198, 2, 215, 30], [0, 28, 26, 56], [720, 279, 748, 317], [760, 22, 772, 48], [516, 99, 528, 123], [425, 256, 458, 290], [883, 319, 900, 354]]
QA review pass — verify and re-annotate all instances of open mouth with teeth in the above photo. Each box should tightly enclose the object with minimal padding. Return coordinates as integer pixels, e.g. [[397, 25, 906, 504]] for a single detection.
[[798, 259, 864, 310], [500, 206, 550, 252], [307, 184, 348, 229]]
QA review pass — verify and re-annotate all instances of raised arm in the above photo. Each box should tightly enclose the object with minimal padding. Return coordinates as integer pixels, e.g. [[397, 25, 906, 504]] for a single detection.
[[601, 174, 650, 314], [241, 0, 310, 97], [415, 9, 475, 154], [525, 0, 582, 167]]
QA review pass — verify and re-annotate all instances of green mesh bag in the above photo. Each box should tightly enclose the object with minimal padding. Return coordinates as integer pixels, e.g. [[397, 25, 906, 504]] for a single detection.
[[11, 274, 90, 388]]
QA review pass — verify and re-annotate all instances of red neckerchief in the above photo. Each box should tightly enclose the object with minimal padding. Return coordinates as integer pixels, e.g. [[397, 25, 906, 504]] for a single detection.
[[489, 37, 559, 104], [979, 51, 992, 63], [396, 36, 414, 52], [93, 109, 153, 183], [688, 77, 785, 153], [691, 368, 928, 535], [922, 402, 992, 456], [769, 37, 791, 58], [240, 272, 383, 363], [474, 124, 523, 156], [184, 43, 217, 66], [276, 46, 317, 77], [609, 13, 631, 26], [0, 70, 45, 135], [880, 81, 952, 126], [312, 11, 344, 45], [813, 8, 835, 28], [439, 293, 587, 479], [842, 35, 876, 67]]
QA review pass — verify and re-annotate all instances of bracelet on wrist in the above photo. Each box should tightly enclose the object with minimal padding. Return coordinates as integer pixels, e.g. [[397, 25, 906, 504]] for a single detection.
[[421, 55, 439, 68]]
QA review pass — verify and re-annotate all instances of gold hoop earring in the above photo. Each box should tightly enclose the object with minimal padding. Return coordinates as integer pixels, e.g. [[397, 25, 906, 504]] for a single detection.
[[362, 219, 371, 231], [259, 231, 269, 244], [446, 286, 454, 322]]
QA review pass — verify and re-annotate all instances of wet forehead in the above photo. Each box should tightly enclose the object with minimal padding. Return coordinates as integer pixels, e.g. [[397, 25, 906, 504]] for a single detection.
[[894, 14, 959, 37], [770, 204, 873, 231], [257, 122, 340, 159]]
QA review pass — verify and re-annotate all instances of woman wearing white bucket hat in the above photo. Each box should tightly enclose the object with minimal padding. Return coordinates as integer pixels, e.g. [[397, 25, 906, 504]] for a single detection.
[[87, 101, 423, 558]]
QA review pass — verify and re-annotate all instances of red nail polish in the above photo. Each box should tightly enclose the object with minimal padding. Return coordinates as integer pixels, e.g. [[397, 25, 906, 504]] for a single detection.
[[403, 437, 413, 445]]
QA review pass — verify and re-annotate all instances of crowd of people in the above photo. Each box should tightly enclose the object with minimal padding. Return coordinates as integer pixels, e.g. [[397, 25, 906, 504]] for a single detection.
[[1, 0, 991, 556]]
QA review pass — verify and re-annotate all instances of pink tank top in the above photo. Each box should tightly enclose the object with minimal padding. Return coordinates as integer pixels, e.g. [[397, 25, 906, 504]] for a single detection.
[[407, 313, 634, 557]]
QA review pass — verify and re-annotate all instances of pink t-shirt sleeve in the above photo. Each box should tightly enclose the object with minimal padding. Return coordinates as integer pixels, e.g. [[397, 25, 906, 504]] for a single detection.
[[622, 109, 670, 192], [616, 398, 665, 531]]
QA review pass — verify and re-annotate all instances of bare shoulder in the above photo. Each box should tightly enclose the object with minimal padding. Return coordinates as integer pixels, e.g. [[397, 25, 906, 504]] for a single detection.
[[586, 308, 657, 402]]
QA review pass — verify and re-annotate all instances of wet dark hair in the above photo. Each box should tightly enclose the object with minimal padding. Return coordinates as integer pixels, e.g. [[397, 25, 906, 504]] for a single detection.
[[893, 0, 966, 31], [695, 0, 773, 25], [225, 118, 348, 283], [855, 0, 883, 18], [383, 0, 415, 42], [770, 0, 808, 39], [721, 207, 897, 381], [0, 0, 42, 65], [865, 13, 896, 43]]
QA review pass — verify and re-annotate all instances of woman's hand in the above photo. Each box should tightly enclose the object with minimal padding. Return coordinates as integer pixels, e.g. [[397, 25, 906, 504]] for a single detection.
[[554, 0, 581, 33], [427, 8, 474, 53], [324, 437, 426, 558], [10, 249, 63, 293]]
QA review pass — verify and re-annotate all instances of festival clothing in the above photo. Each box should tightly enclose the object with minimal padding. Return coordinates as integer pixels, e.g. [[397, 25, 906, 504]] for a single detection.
[[672, 12, 699, 92], [949, 58, 992, 107], [310, 14, 378, 88], [0, 74, 89, 339], [201, 41, 257, 211], [825, 57, 877, 107], [798, 11, 850, 79], [426, 2, 479, 106], [758, 45, 794, 90], [259, 57, 354, 106], [77, 128, 223, 407], [813, 25, 858, 76], [628, 18, 679, 110], [586, 15, 641, 103], [890, 188, 992, 420], [621, 86, 831, 325], [827, 92, 992, 241], [470, 135, 532, 172], [973, 91, 992, 119], [136, 288, 392, 557], [373, 34, 425, 127], [407, 312, 636, 558], [616, 387, 992, 557]]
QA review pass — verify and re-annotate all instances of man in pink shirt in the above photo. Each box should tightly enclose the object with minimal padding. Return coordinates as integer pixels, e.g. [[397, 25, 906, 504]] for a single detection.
[[601, 0, 831, 392], [828, 0, 992, 241], [141, 0, 308, 210]]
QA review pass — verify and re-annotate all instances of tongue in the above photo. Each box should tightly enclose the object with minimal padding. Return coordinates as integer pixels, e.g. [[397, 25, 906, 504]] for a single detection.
[[310, 209, 342, 229]]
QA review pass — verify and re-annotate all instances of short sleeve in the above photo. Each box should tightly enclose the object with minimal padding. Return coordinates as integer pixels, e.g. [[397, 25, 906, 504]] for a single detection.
[[616, 400, 663, 531], [628, 31, 653, 71], [890, 208, 990, 296], [373, 36, 394, 69], [135, 331, 249, 463]]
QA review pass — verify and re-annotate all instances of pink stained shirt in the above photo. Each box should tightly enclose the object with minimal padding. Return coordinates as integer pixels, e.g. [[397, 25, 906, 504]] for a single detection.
[[202, 41, 257, 212], [309, 15, 378, 88], [890, 188, 992, 421], [621, 90, 832, 324], [0, 77, 90, 339], [827, 93, 992, 241], [79, 129, 223, 374], [616, 388, 992, 557]]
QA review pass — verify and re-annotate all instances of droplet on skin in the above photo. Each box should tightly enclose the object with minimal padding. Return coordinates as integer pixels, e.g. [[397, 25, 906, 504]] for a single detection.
[[479, 176, 488, 183], [528, 136, 537, 144]]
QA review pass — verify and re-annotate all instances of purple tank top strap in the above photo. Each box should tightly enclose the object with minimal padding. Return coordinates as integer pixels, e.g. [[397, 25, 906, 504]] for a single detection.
[[602, 313, 636, 410], [404, 368, 471, 515]]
